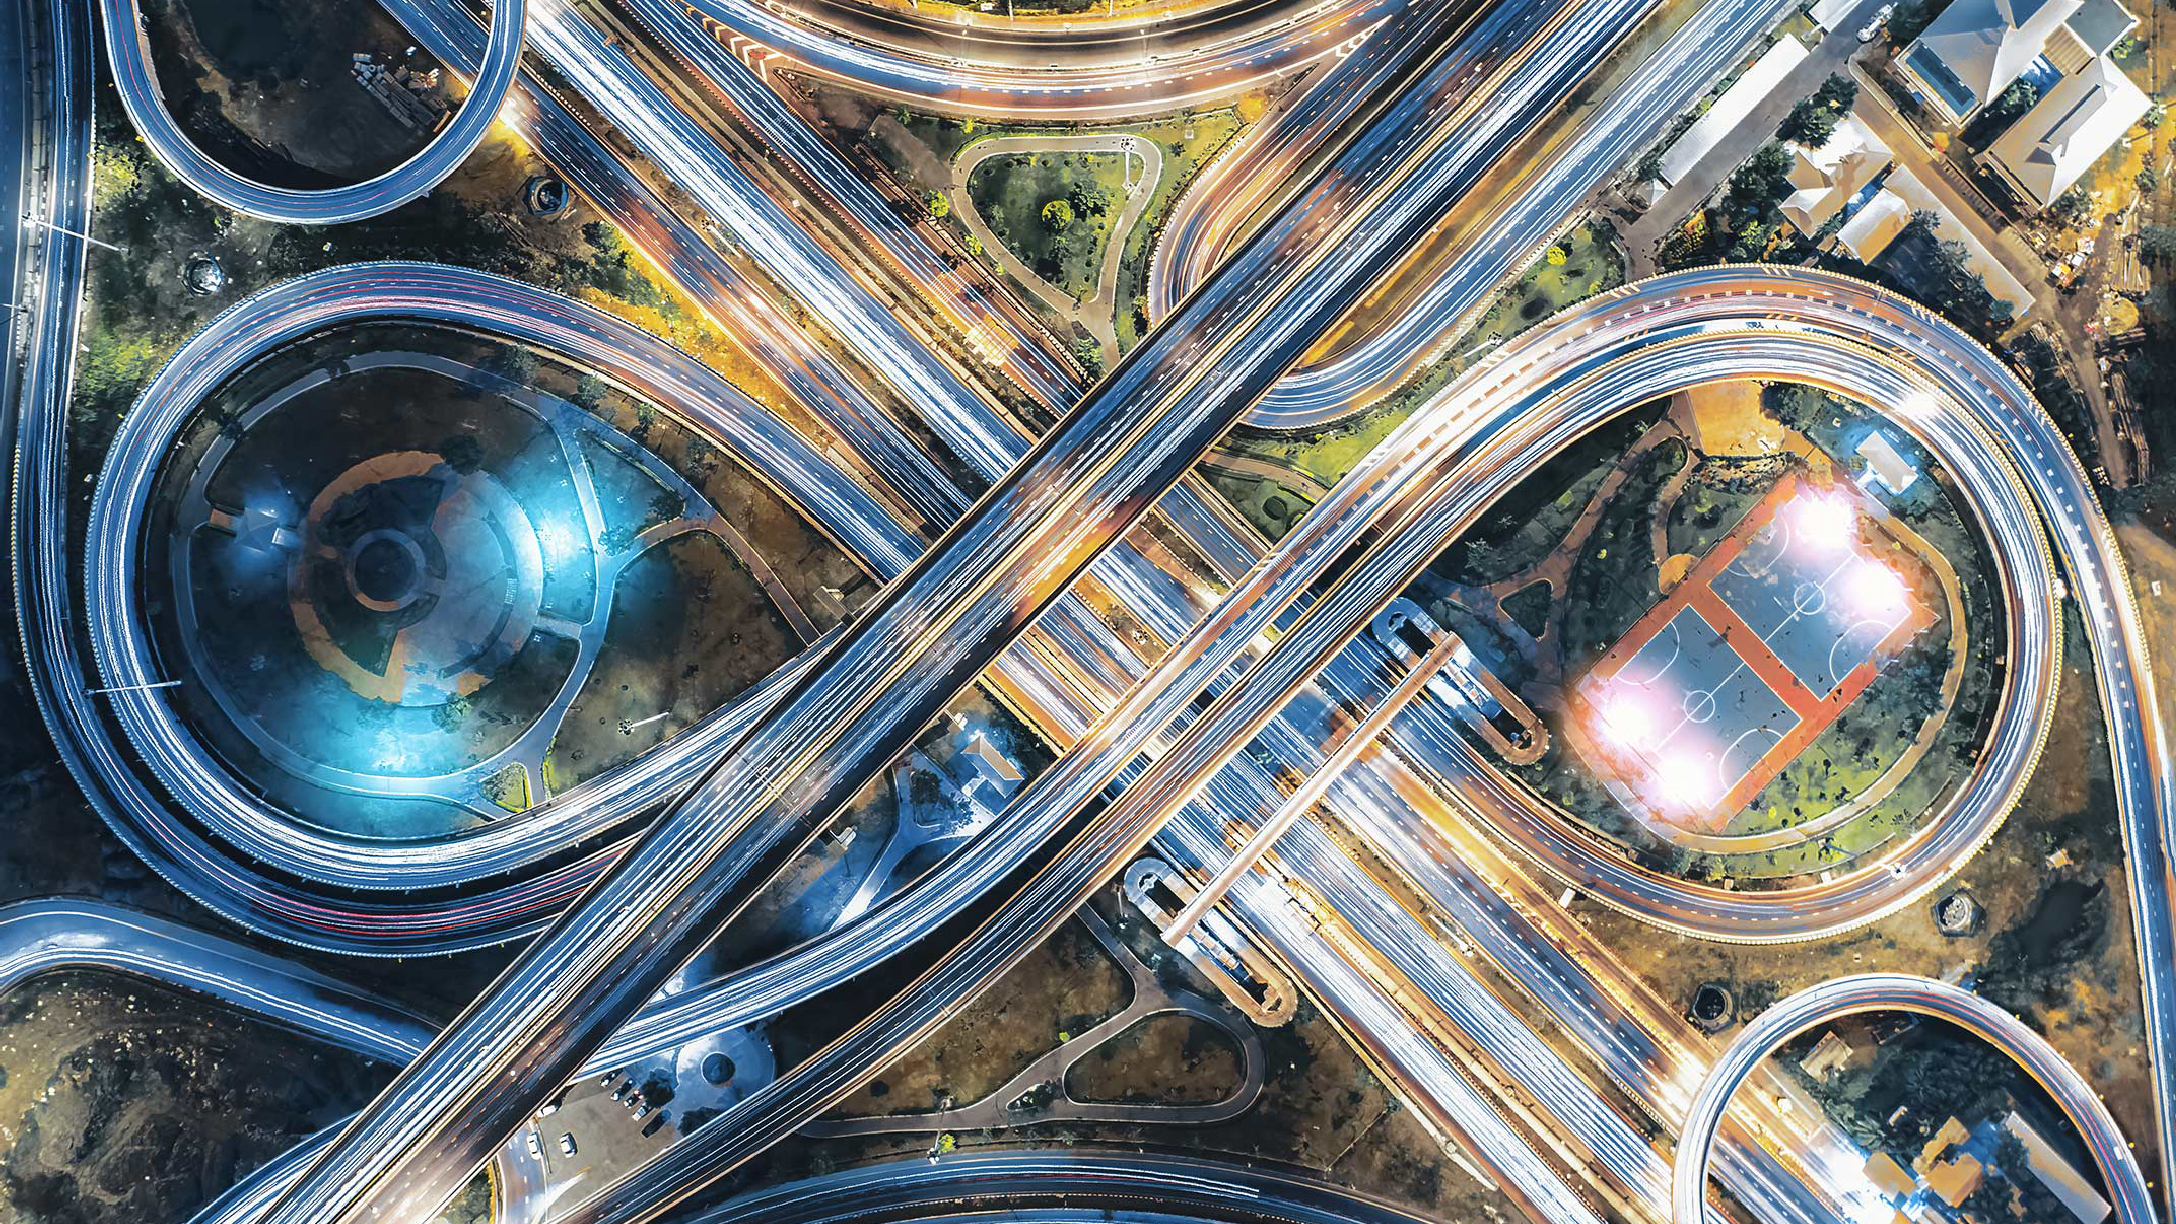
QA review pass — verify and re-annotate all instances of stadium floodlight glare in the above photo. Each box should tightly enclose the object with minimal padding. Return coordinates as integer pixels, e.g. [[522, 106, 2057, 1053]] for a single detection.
[[1845, 558, 1910, 618], [1656, 751, 1713, 811], [1787, 490, 1856, 553], [1598, 686, 1660, 751]]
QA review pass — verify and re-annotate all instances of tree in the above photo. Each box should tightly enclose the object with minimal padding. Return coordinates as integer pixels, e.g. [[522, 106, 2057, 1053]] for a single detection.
[[495, 345, 540, 387], [2051, 186, 2094, 226], [1726, 220, 1771, 262], [908, 769, 943, 808], [1991, 1130, 2028, 1178], [1545, 245, 1568, 266], [439, 435, 485, 475], [1781, 74, 1856, 145], [1780, 97, 1839, 146], [1814, 72, 1857, 114], [1635, 146, 1667, 184], [1068, 181, 1114, 217], [1041, 199, 1075, 231], [923, 190, 950, 219], [432, 695, 474, 733], [573, 373, 608, 409], [1072, 338, 1105, 376], [1887, 0, 1937, 45], [1724, 143, 1794, 220], [962, 233, 983, 257], [2141, 225, 2176, 263], [1992, 78, 2038, 121]]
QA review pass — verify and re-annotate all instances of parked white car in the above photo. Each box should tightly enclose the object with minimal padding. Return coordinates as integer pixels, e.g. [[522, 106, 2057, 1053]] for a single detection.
[[1858, 3, 1895, 42]]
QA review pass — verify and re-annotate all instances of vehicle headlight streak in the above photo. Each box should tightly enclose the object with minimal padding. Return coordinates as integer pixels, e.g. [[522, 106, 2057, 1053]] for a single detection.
[[13, 0, 2170, 1216]]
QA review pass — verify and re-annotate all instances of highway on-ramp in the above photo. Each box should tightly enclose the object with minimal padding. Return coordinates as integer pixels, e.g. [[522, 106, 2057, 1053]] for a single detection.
[[222, 11, 1625, 1219], [98, 0, 526, 223], [1673, 975, 2156, 1224]]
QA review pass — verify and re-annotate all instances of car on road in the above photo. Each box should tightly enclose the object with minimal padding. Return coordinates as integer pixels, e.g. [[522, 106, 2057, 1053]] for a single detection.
[[1857, 4, 1894, 41], [525, 1130, 542, 1161]]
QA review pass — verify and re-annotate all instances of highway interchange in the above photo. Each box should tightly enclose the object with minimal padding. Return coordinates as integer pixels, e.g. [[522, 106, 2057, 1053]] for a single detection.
[[1, 1, 2172, 1224]]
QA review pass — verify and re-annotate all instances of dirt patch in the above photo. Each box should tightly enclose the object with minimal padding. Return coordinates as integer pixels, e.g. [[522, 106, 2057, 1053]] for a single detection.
[[144, 0, 448, 186], [0, 971, 388, 1224], [1064, 1014, 1242, 1105], [546, 533, 801, 791], [835, 917, 1131, 1113]]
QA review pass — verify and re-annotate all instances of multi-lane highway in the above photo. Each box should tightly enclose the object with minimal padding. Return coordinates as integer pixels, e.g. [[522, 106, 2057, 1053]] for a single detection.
[[179, 258, 2158, 1224], [79, 0, 1690, 962], [679, 1149, 1436, 1224], [224, 9, 1667, 1219], [672, 0, 1403, 120], [9, 0, 2172, 1222]]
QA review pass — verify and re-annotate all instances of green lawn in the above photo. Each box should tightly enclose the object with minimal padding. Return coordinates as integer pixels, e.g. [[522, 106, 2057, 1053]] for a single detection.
[[968, 151, 1133, 300], [1112, 110, 1246, 351], [1449, 219, 1626, 357], [1216, 220, 1626, 492], [1203, 472, 1316, 544]]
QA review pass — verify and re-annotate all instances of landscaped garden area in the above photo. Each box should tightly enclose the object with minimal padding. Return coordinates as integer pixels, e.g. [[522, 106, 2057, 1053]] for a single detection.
[[968, 151, 1132, 301]]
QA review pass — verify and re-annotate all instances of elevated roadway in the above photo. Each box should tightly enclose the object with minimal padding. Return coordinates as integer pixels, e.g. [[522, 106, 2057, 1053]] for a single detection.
[[671, 0, 1401, 120], [206, 268, 2149, 1224], [681, 1148, 1435, 1224], [220, 11, 1598, 1220], [99, 0, 525, 223], [523, 267, 2168, 1224], [75, 0, 1662, 956], [25, 4, 2167, 1210], [0, 898, 433, 1062], [1673, 975, 2155, 1224]]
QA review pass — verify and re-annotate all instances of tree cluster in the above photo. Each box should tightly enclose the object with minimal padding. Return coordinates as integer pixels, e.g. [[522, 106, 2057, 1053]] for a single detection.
[[1778, 73, 1859, 147]]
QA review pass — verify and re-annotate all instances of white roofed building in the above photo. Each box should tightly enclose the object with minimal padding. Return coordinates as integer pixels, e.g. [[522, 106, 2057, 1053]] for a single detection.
[[1779, 114, 1893, 236], [1833, 187, 1915, 261], [1896, 0, 2136, 124], [1977, 53, 2149, 208], [1657, 37, 1809, 187]]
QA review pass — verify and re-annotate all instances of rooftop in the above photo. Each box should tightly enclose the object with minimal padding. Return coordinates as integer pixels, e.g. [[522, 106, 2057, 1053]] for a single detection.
[[1902, 0, 2083, 121], [1980, 53, 2150, 206], [1659, 36, 1809, 186], [1780, 114, 1894, 235]]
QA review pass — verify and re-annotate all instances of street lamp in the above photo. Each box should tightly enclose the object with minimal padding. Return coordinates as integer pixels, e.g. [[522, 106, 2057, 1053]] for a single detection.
[[21, 213, 125, 254]]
